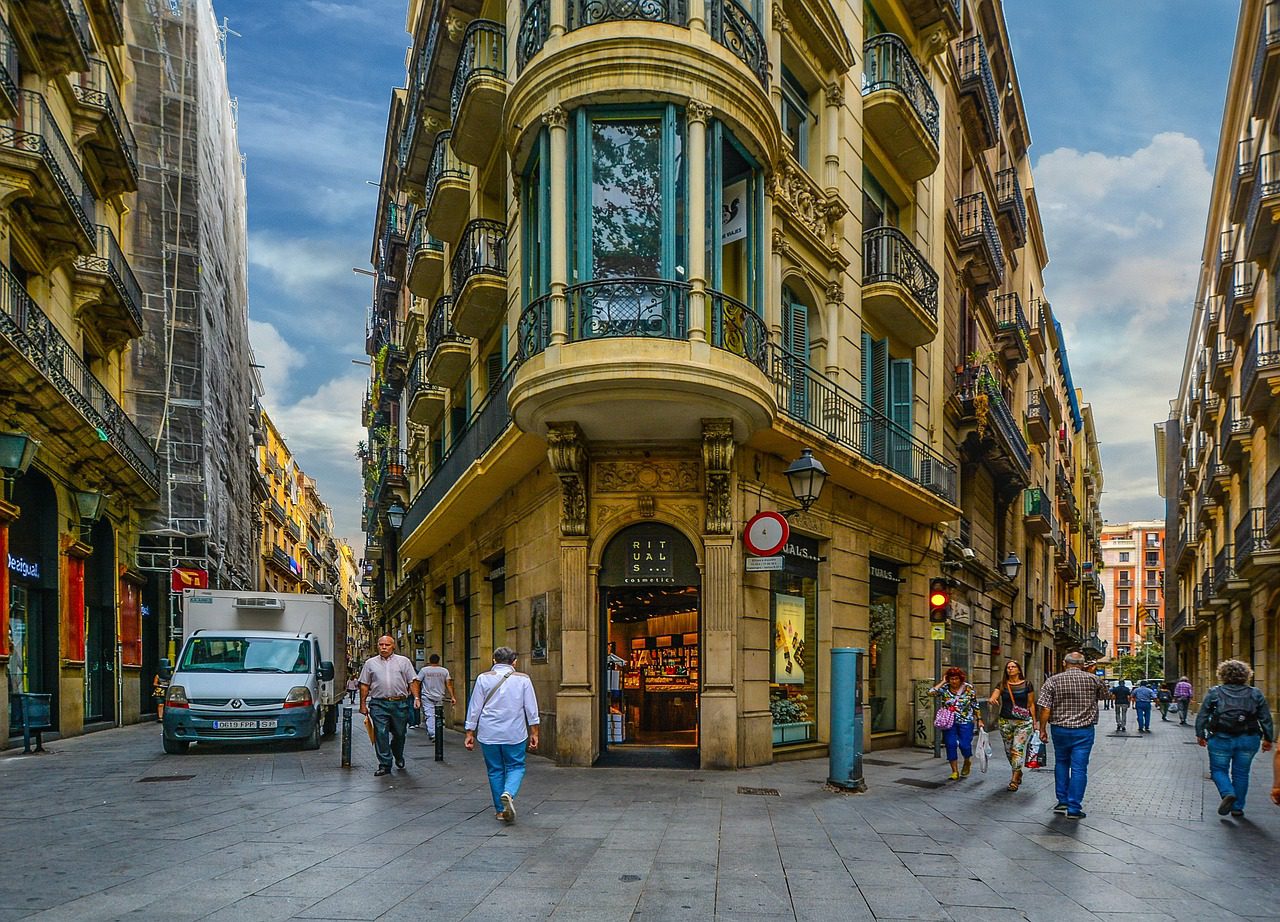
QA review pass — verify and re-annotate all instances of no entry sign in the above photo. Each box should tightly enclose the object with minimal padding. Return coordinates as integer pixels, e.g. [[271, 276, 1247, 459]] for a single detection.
[[744, 510, 789, 557]]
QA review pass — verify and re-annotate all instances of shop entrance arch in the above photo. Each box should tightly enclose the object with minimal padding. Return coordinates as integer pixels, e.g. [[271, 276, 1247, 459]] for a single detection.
[[7, 470, 59, 735], [598, 523, 700, 765]]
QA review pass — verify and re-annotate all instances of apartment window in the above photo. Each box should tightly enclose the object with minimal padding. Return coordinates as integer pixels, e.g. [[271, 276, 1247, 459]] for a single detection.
[[780, 68, 816, 171], [1118, 552, 1130, 563], [1146, 569, 1159, 586], [1146, 533, 1159, 546], [1119, 627, 1129, 643], [1118, 589, 1129, 605], [1147, 590, 1158, 605], [1119, 609, 1129, 624], [1117, 645, 1130, 656], [863, 169, 900, 229], [1145, 552, 1159, 567]]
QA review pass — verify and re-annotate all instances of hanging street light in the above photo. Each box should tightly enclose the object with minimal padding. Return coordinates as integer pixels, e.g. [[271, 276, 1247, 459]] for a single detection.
[[784, 448, 828, 513]]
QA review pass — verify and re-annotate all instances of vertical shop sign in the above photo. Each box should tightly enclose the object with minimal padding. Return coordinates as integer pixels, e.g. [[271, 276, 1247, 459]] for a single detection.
[[119, 578, 142, 667], [773, 593, 806, 684], [67, 554, 86, 662]]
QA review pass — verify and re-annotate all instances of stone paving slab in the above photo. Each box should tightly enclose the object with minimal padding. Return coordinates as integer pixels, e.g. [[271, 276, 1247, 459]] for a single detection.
[[1, 718, 1279, 920]]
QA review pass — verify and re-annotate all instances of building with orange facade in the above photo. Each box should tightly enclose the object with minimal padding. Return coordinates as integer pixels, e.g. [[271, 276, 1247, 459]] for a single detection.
[[1099, 521, 1165, 675]]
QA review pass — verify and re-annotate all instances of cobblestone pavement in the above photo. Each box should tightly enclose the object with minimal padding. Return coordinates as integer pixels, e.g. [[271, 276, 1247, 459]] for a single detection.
[[0, 714, 1277, 921]]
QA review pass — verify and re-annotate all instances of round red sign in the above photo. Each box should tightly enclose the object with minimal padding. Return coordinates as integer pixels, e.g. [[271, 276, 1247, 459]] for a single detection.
[[744, 511, 789, 557]]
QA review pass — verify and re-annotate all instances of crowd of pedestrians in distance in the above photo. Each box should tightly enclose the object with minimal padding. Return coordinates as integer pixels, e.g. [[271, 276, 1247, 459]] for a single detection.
[[927, 653, 1279, 822]]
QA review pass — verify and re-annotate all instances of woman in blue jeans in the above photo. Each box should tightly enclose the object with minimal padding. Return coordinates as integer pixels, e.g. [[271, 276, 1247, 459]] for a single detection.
[[930, 667, 981, 780], [1195, 659, 1274, 818]]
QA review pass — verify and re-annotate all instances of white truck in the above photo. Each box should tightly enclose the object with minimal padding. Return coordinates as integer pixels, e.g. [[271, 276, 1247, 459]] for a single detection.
[[160, 590, 348, 754]]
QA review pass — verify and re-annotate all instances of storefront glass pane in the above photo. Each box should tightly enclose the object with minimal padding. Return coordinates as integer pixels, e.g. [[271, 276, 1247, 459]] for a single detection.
[[869, 593, 897, 732], [771, 562, 818, 746]]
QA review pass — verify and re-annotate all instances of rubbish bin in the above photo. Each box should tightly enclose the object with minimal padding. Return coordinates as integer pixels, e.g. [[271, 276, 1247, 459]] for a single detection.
[[16, 692, 52, 753]]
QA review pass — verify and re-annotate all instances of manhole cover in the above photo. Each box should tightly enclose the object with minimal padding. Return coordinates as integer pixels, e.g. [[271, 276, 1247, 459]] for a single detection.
[[138, 775, 195, 783], [737, 786, 780, 796], [894, 778, 945, 790], [619, 875, 642, 882]]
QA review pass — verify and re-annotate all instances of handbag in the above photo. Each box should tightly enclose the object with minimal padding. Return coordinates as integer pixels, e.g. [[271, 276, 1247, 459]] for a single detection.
[[1006, 686, 1032, 721], [934, 704, 955, 730]]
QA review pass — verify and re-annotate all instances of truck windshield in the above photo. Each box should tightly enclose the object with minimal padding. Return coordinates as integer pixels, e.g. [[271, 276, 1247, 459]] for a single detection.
[[179, 637, 311, 673]]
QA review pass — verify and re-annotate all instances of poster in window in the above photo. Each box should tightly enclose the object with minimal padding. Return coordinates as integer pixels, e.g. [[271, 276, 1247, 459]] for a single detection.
[[530, 593, 548, 664], [774, 593, 806, 684], [722, 179, 748, 244]]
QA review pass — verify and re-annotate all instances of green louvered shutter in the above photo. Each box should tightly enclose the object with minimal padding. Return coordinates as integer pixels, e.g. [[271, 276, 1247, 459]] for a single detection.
[[486, 351, 503, 394], [863, 336, 888, 462], [890, 358, 913, 476], [782, 290, 809, 419]]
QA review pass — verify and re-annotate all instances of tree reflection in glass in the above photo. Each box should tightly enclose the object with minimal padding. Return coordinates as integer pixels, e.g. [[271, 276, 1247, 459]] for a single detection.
[[591, 118, 662, 279]]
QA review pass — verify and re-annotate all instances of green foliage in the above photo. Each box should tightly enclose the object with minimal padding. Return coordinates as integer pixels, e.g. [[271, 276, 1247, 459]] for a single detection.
[[1111, 651, 1166, 682]]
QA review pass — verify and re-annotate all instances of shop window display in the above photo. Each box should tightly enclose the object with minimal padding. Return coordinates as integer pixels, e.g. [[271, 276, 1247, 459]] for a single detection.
[[770, 538, 819, 746]]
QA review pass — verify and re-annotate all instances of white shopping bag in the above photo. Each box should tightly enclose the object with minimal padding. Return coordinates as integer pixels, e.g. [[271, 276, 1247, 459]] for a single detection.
[[1024, 729, 1044, 769], [975, 727, 992, 773]]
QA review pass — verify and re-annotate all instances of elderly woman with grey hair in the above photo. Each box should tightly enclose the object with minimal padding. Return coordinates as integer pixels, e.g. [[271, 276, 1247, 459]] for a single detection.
[[1196, 659, 1274, 818], [465, 647, 540, 822]]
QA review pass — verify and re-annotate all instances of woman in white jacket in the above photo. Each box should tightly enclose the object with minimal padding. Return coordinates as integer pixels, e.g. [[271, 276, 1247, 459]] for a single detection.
[[464, 647, 540, 822]]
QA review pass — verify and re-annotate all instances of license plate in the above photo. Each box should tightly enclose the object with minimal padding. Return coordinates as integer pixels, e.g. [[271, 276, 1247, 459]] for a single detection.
[[213, 719, 278, 729]]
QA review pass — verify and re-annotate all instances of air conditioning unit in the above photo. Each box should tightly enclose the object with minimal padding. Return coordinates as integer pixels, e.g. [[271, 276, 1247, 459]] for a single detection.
[[233, 597, 286, 612], [919, 458, 949, 497]]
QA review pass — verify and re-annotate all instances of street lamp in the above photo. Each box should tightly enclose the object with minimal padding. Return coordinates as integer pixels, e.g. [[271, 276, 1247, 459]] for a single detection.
[[1000, 553, 1021, 580], [385, 501, 406, 531], [73, 489, 105, 541], [784, 448, 827, 513], [1066, 600, 1077, 619], [0, 432, 39, 501]]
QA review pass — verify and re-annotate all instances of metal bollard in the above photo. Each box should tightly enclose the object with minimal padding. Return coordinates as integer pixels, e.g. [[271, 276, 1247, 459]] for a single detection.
[[341, 705, 353, 768], [434, 704, 444, 762]]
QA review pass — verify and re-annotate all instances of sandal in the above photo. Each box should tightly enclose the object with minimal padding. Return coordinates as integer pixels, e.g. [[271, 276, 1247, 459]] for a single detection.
[[1008, 770, 1022, 792]]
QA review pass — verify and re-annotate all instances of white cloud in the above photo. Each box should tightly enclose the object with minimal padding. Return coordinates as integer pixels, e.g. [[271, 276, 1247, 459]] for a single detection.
[[248, 319, 306, 402], [1034, 132, 1212, 523], [248, 231, 357, 292]]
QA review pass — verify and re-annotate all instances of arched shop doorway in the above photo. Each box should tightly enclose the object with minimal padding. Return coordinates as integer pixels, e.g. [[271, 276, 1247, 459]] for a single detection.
[[8, 470, 60, 735], [84, 518, 116, 725], [599, 523, 700, 765]]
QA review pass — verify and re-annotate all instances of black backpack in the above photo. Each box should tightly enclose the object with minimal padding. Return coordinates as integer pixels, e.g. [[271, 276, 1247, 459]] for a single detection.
[[1209, 686, 1261, 736]]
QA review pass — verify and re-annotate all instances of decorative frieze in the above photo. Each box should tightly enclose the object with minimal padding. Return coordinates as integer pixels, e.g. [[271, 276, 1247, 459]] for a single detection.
[[595, 459, 700, 493]]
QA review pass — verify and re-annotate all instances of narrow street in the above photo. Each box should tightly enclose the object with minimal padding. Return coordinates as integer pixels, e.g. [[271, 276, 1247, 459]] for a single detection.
[[0, 716, 1276, 921]]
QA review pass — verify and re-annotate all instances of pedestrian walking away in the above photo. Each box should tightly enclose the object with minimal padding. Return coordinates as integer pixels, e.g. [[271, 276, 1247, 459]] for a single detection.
[[1157, 682, 1173, 721], [359, 636, 420, 777], [465, 647, 540, 823], [1174, 676, 1194, 724], [988, 659, 1036, 791], [1037, 651, 1110, 818], [1132, 682, 1157, 732], [1111, 680, 1132, 732], [344, 673, 359, 704], [1273, 734, 1280, 807], [929, 667, 982, 780], [1196, 659, 1274, 819], [416, 653, 456, 740]]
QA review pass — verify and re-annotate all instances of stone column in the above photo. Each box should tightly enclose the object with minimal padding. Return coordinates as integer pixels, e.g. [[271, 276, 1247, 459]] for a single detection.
[[824, 281, 842, 379], [545, 107, 570, 345], [824, 81, 843, 194], [550, 0, 567, 36], [686, 102, 712, 344], [701, 419, 737, 768]]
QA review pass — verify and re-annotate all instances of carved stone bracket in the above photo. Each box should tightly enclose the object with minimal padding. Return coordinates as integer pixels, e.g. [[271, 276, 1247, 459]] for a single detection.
[[547, 422, 588, 536], [772, 158, 844, 248], [771, 1, 790, 33], [445, 11, 471, 41], [825, 81, 844, 107], [702, 419, 735, 535]]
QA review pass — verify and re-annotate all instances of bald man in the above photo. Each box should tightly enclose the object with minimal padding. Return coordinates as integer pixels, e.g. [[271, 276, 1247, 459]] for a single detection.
[[359, 636, 419, 776], [1037, 651, 1110, 819]]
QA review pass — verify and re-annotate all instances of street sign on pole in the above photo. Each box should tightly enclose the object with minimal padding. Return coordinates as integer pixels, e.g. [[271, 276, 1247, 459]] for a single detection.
[[745, 555, 785, 572]]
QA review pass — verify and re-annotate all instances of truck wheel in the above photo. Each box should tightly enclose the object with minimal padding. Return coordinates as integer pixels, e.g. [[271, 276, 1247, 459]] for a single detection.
[[322, 706, 337, 737], [302, 716, 322, 751], [162, 736, 189, 755]]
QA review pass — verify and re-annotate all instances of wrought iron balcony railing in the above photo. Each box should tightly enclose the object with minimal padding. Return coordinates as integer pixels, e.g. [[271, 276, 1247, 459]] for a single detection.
[[426, 295, 469, 357], [862, 33, 939, 142], [863, 225, 938, 320], [74, 224, 143, 331], [518, 293, 552, 360], [450, 19, 505, 123], [517, 0, 550, 72], [709, 0, 767, 86], [450, 219, 507, 295], [570, 277, 689, 342], [0, 90, 96, 241], [768, 344, 957, 502], [424, 130, 469, 214], [995, 291, 1029, 338], [0, 14, 18, 110], [1242, 319, 1280, 407], [995, 167, 1027, 240], [954, 191, 1003, 284], [570, 0, 686, 28], [955, 35, 999, 138], [71, 57, 138, 180], [0, 262, 159, 492], [708, 289, 767, 372], [953, 364, 1031, 474]]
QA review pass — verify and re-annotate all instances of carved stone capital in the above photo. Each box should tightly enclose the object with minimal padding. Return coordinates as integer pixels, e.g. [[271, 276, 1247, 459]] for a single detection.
[[825, 281, 843, 304], [686, 101, 713, 125], [702, 419, 735, 535], [772, 1, 790, 33], [825, 82, 845, 107], [445, 12, 470, 42], [542, 105, 568, 131], [771, 227, 789, 256], [547, 422, 588, 536]]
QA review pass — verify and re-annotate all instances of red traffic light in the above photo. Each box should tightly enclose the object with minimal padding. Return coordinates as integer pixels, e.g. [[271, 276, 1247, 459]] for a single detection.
[[928, 578, 950, 623]]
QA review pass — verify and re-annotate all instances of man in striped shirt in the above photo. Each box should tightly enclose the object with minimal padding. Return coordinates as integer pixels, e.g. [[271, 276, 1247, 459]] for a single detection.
[[1037, 652, 1110, 819]]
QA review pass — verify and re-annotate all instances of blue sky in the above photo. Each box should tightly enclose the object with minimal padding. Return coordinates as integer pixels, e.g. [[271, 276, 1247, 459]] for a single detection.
[[218, 0, 1238, 546]]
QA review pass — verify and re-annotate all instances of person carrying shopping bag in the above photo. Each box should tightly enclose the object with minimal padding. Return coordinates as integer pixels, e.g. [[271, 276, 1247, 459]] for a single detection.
[[930, 667, 981, 780], [988, 659, 1036, 791]]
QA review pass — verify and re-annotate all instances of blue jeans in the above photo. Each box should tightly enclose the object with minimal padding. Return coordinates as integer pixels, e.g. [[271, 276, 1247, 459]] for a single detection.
[[1207, 733, 1261, 811], [368, 698, 411, 768], [1050, 725, 1095, 813], [942, 721, 974, 762], [480, 741, 528, 812], [1135, 701, 1152, 731]]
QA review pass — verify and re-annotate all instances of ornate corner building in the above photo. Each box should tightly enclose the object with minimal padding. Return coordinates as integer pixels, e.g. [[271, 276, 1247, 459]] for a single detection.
[[362, 0, 1104, 767], [1160, 0, 1280, 704]]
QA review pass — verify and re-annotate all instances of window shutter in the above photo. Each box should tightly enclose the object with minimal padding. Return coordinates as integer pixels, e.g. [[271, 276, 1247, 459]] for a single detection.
[[890, 358, 913, 476], [486, 351, 503, 393]]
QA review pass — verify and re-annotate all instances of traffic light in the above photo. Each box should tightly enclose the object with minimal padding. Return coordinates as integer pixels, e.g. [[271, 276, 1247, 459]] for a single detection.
[[928, 578, 951, 623]]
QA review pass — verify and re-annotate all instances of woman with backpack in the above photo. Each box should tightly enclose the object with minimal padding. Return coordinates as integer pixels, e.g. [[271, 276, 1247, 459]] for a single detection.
[[929, 667, 981, 780], [988, 660, 1035, 792], [1195, 659, 1274, 818]]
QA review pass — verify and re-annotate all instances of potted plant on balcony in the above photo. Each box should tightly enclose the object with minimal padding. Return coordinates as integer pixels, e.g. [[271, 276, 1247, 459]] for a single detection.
[[770, 693, 813, 745]]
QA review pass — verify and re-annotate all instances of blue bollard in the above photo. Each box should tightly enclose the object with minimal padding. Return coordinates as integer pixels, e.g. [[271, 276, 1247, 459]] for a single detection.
[[828, 647, 867, 792]]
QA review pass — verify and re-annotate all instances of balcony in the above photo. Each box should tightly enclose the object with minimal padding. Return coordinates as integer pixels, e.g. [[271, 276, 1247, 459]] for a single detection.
[[1025, 387, 1050, 444], [1216, 229, 1236, 294], [861, 226, 938, 347], [1220, 395, 1253, 465], [450, 219, 507, 338], [13, 0, 93, 77], [708, 0, 768, 87], [0, 90, 96, 251], [1056, 465, 1079, 530], [406, 209, 446, 300], [954, 192, 1003, 289], [899, 0, 960, 37], [861, 34, 940, 182], [1231, 136, 1256, 223], [1023, 486, 1054, 537], [1207, 446, 1231, 497], [84, 0, 123, 46], [1242, 320, 1280, 416], [954, 35, 999, 149], [424, 295, 470, 388], [1253, 0, 1280, 116], [993, 291, 1029, 364], [1245, 149, 1280, 261], [424, 130, 471, 242], [0, 16, 19, 120], [952, 364, 1031, 489], [69, 57, 138, 196], [1172, 523, 1196, 573], [1202, 296, 1221, 348], [376, 201, 408, 281], [406, 351, 447, 426], [1210, 543, 1246, 603], [449, 20, 505, 167], [0, 262, 160, 495], [266, 498, 287, 525], [514, 278, 775, 444], [1026, 297, 1047, 354], [995, 168, 1027, 249], [1223, 260, 1257, 341], [517, 0, 549, 72], [1208, 333, 1234, 394], [72, 224, 143, 347], [1052, 615, 1084, 646], [1236, 506, 1280, 576]]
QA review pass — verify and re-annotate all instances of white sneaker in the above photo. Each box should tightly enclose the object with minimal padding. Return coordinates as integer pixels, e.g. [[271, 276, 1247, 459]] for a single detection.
[[500, 792, 516, 822]]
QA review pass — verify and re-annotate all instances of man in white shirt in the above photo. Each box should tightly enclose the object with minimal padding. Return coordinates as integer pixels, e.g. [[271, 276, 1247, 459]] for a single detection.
[[415, 654, 456, 740], [358, 636, 420, 777], [465, 647, 540, 823]]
